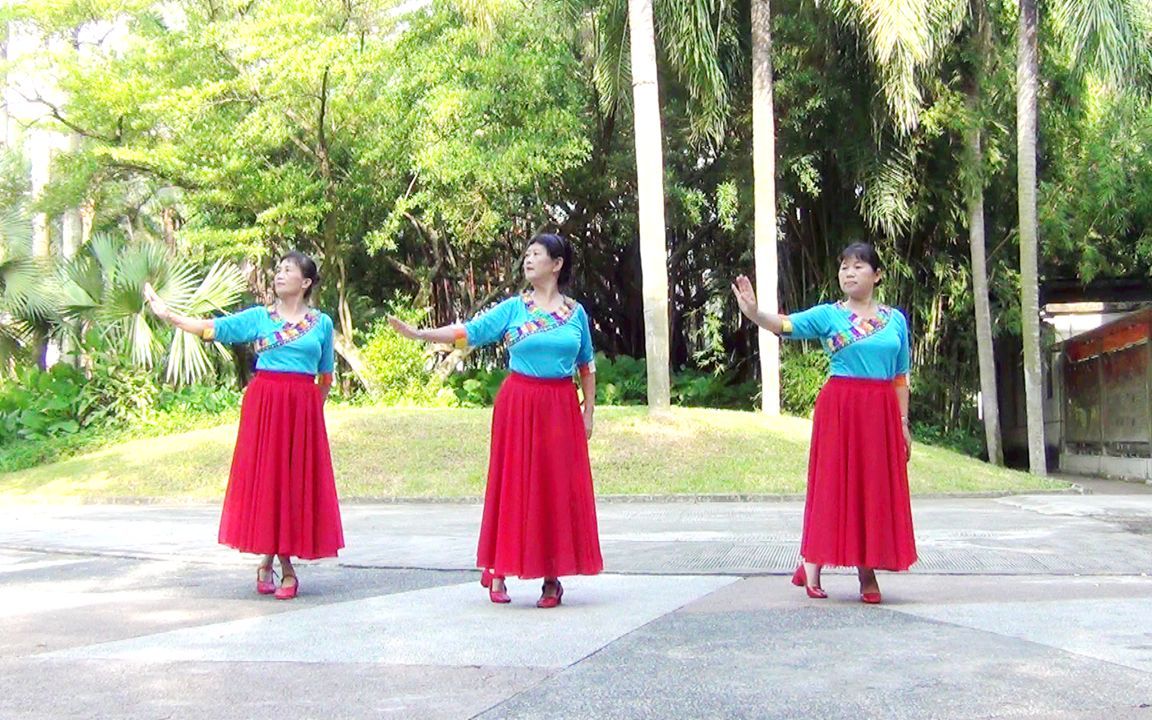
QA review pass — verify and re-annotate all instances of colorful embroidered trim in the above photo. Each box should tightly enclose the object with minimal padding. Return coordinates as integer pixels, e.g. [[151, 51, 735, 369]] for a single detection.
[[822, 303, 892, 355], [503, 292, 577, 348], [893, 373, 909, 388], [201, 324, 216, 342], [452, 326, 469, 350], [254, 307, 321, 355], [780, 316, 794, 335], [317, 372, 333, 387], [579, 360, 597, 377]]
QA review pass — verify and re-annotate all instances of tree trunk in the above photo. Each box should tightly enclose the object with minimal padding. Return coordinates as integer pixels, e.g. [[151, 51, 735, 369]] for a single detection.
[[80, 197, 94, 246], [29, 128, 51, 256], [966, 2, 1003, 466], [967, 130, 1003, 465], [1017, 0, 1047, 474], [752, 0, 780, 415], [332, 331, 377, 395], [627, 0, 672, 412]]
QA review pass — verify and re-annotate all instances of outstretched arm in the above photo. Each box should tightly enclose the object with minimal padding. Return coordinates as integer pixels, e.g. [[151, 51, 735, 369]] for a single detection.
[[388, 316, 464, 345], [731, 275, 788, 335], [143, 283, 213, 336]]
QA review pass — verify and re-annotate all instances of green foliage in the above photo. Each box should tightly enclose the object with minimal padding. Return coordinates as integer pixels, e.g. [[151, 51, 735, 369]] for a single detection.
[[443, 352, 757, 409], [0, 365, 88, 442], [672, 369, 757, 409], [0, 349, 157, 444], [911, 421, 985, 458], [58, 234, 246, 384], [359, 310, 458, 406], [1041, 89, 1152, 282], [0, 359, 243, 473], [593, 353, 647, 405], [156, 384, 242, 416], [780, 345, 830, 417], [444, 367, 509, 408], [10, 0, 1152, 463]]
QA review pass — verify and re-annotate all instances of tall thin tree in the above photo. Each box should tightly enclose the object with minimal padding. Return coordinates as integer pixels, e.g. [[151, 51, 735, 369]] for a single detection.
[[752, 0, 780, 415], [966, 0, 1004, 465], [627, 0, 671, 411], [1017, 0, 1046, 474]]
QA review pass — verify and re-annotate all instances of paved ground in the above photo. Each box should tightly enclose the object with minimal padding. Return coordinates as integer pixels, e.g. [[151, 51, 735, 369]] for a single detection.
[[2, 482, 1151, 719]]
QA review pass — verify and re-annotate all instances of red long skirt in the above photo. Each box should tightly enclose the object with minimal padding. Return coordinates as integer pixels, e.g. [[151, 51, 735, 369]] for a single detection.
[[218, 371, 344, 560], [800, 376, 917, 571], [477, 372, 603, 579]]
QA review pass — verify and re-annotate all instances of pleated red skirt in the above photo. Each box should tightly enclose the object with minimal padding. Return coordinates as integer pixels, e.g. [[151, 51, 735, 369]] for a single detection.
[[477, 372, 603, 579], [218, 371, 344, 560], [800, 376, 917, 571]]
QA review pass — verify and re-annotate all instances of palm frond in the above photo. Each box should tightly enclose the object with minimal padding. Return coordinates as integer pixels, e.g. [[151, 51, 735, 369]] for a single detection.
[[592, 0, 631, 118], [859, 145, 919, 237], [824, 0, 968, 132], [1053, 0, 1152, 89], [654, 0, 730, 145], [0, 206, 32, 249], [56, 233, 246, 384]]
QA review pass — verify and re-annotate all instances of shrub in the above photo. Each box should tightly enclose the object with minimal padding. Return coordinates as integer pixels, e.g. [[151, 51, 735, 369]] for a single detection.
[[358, 308, 458, 406], [780, 345, 829, 416]]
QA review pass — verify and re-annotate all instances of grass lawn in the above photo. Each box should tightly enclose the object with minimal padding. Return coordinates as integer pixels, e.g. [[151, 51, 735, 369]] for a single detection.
[[0, 406, 1070, 501]]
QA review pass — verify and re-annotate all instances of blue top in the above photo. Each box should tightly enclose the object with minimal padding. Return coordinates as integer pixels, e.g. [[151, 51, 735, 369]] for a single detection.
[[210, 305, 335, 379], [462, 293, 595, 379], [783, 302, 910, 380]]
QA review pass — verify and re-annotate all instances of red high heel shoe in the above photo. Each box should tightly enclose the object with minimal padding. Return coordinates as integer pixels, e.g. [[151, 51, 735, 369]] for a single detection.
[[791, 564, 827, 599], [858, 568, 882, 604], [256, 565, 277, 595], [536, 579, 563, 609], [482, 570, 510, 603], [274, 575, 299, 600]]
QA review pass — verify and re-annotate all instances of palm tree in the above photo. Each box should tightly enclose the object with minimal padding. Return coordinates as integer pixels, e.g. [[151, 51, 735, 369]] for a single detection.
[[626, 0, 671, 411], [817, 0, 1016, 463], [58, 234, 247, 385], [752, 0, 780, 415], [1015, 0, 1150, 475], [966, 0, 1003, 465], [1016, 0, 1045, 474]]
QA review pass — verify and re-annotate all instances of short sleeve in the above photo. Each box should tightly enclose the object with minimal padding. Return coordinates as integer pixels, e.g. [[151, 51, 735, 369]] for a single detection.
[[576, 304, 595, 374], [895, 309, 911, 376], [207, 306, 265, 345], [464, 297, 519, 349], [318, 314, 335, 384], [782, 304, 833, 341]]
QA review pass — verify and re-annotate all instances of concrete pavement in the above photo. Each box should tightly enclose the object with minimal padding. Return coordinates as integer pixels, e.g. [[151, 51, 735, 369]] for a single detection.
[[2, 489, 1151, 719]]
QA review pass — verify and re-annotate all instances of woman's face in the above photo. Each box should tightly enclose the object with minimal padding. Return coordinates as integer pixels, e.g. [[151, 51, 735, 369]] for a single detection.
[[274, 259, 311, 299], [838, 254, 880, 300], [522, 242, 562, 284]]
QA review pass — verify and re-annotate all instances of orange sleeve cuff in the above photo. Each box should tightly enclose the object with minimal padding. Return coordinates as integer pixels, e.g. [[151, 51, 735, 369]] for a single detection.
[[201, 323, 216, 342], [780, 316, 793, 335], [317, 372, 333, 387], [893, 374, 909, 388], [452, 326, 469, 350], [578, 360, 597, 377]]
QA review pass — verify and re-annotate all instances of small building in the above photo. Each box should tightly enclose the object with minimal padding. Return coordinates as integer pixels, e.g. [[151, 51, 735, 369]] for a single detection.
[[1053, 307, 1152, 481], [998, 277, 1152, 480]]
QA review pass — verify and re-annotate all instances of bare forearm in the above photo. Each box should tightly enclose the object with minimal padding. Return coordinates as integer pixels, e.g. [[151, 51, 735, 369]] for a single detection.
[[167, 314, 213, 337], [580, 373, 596, 416], [416, 325, 464, 344], [748, 309, 787, 335], [896, 386, 910, 426]]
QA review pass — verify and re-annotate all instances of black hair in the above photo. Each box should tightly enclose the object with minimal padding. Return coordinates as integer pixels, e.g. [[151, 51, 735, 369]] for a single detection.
[[279, 251, 320, 299], [527, 233, 573, 286], [838, 242, 883, 286]]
